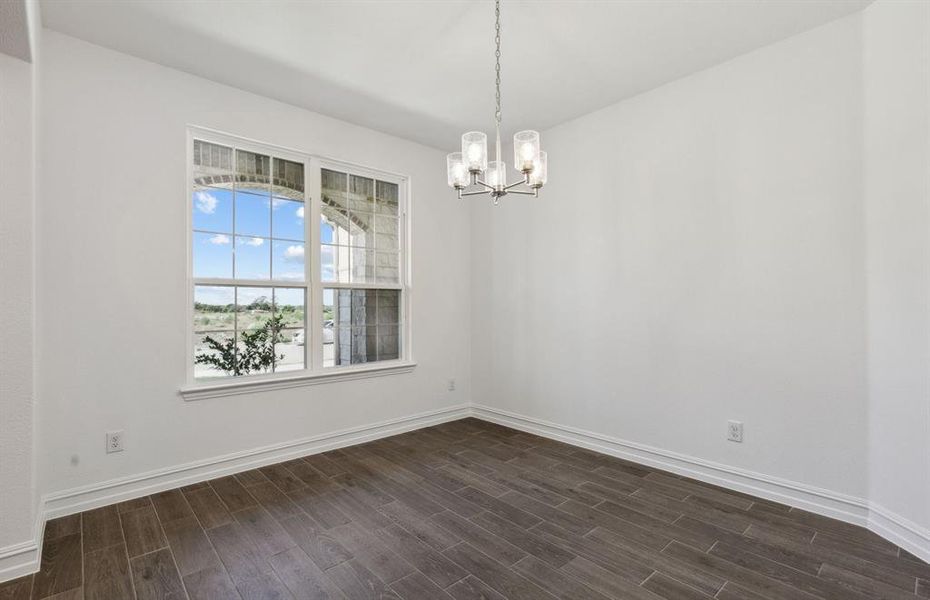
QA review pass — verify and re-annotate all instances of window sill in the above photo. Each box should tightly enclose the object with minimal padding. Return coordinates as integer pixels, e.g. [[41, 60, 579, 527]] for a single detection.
[[179, 361, 417, 401]]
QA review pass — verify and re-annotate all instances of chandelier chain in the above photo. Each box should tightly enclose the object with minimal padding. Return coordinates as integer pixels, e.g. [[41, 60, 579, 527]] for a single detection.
[[494, 0, 502, 127]]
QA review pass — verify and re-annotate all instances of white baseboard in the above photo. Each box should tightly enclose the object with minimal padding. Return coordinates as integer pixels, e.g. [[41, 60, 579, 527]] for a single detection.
[[0, 540, 39, 582], [472, 404, 930, 563], [869, 502, 930, 564], [0, 403, 470, 584], [0, 510, 44, 582]]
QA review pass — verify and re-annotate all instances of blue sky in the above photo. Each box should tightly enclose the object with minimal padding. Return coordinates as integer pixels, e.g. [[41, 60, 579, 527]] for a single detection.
[[193, 185, 397, 287], [192, 187, 306, 281]]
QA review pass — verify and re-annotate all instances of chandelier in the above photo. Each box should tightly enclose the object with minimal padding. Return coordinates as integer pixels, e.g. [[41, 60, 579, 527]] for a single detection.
[[446, 0, 547, 204]]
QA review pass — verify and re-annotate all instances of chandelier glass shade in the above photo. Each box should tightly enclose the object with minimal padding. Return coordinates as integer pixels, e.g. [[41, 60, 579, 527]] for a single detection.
[[446, 0, 546, 203]]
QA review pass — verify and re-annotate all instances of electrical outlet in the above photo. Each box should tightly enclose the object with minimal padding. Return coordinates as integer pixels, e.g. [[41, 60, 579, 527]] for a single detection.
[[727, 420, 743, 443], [448, 378, 456, 392], [106, 430, 124, 453]]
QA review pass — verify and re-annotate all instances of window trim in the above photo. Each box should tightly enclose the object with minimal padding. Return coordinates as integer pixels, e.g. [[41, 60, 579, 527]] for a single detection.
[[179, 361, 418, 401], [182, 126, 414, 400]]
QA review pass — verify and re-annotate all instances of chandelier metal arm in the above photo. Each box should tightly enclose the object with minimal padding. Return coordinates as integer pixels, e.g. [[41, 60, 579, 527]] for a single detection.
[[458, 187, 537, 199], [456, 171, 536, 198], [458, 189, 495, 198], [465, 171, 494, 191], [503, 172, 531, 191]]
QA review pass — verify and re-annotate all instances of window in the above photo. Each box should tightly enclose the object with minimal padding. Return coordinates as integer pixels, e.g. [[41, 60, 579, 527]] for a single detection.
[[320, 168, 403, 367], [188, 130, 408, 385]]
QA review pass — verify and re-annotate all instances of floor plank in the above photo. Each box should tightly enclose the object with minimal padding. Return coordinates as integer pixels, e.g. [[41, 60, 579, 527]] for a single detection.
[[206, 522, 272, 584], [374, 524, 466, 588], [278, 514, 352, 571], [161, 515, 222, 577], [130, 548, 185, 600], [268, 546, 344, 600], [235, 571, 295, 600], [0, 575, 33, 600], [324, 559, 401, 599], [431, 510, 527, 566], [246, 482, 304, 523], [31, 533, 82, 599], [210, 477, 259, 514], [389, 571, 455, 600], [120, 506, 168, 557], [583, 526, 725, 596], [231, 506, 296, 559], [446, 575, 507, 600], [116, 497, 153, 514], [327, 523, 414, 584], [642, 571, 716, 600], [183, 565, 242, 600], [286, 490, 350, 530], [470, 511, 574, 568], [150, 490, 195, 524], [511, 554, 612, 600], [184, 486, 235, 530], [43, 516, 81, 542], [560, 556, 660, 600], [83, 544, 134, 600], [258, 465, 307, 496], [442, 543, 557, 600], [81, 506, 123, 554], [379, 502, 462, 551]]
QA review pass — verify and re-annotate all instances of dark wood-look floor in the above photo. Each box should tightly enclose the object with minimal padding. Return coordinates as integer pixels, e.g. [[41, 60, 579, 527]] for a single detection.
[[3, 418, 929, 600]]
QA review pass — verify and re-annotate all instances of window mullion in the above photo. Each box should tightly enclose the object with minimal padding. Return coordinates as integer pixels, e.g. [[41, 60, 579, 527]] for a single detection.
[[308, 158, 324, 372], [400, 180, 410, 363], [194, 277, 307, 288], [186, 129, 195, 384], [319, 282, 403, 290]]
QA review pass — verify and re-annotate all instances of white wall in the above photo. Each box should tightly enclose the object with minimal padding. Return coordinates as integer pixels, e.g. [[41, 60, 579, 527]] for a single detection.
[[36, 31, 471, 498], [473, 14, 870, 499], [0, 0, 39, 574], [0, 51, 36, 557], [864, 0, 930, 535], [21, 0, 930, 569]]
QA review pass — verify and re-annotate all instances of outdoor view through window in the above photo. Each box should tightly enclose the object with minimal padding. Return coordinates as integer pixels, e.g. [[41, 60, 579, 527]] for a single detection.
[[191, 136, 405, 380]]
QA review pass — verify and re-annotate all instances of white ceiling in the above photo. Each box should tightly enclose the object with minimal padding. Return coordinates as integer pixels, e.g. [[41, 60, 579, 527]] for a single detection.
[[40, 0, 872, 150]]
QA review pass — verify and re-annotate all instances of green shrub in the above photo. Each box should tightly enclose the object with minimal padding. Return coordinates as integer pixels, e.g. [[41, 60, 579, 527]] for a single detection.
[[195, 315, 286, 376]]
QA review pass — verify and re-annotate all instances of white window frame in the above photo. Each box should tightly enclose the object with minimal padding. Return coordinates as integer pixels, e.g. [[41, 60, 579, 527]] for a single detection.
[[181, 127, 414, 401]]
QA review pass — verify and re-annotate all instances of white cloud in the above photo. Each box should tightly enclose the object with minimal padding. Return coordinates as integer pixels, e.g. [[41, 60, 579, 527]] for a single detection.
[[209, 234, 230, 245], [242, 237, 265, 247], [296, 206, 304, 219], [195, 191, 218, 214], [284, 245, 305, 260]]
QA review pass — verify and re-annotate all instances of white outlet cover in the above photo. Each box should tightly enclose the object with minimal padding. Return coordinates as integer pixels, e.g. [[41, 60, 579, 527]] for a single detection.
[[106, 430, 124, 453], [727, 420, 744, 443]]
